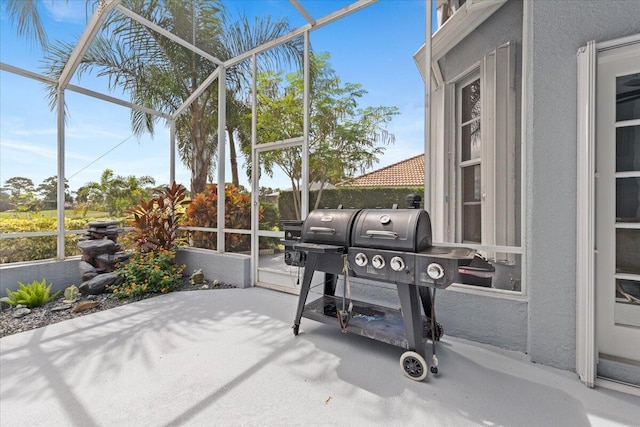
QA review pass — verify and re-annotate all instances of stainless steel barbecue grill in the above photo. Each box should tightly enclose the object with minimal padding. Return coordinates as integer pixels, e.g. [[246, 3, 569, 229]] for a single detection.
[[284, 197, 475, 381]]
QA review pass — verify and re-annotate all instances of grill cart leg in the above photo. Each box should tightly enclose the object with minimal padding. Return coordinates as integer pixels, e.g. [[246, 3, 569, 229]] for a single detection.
[[429, 288, 439, 374], [293, 253, 318, 336], [397, 282, 428, 380], [419, 287, 443, 341]]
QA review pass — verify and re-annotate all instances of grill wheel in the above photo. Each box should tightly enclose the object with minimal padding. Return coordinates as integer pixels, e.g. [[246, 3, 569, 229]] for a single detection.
[[400, 351, 428, 381]]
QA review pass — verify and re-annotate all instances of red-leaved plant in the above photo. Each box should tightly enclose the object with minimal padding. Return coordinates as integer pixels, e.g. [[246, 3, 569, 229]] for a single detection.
[[183, 184, 260, 252], [126, 182, 190, 252]]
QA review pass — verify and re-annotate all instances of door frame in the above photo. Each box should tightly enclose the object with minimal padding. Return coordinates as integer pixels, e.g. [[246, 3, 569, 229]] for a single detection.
[[576, 33, 640, 394], [249, 33, 311, 289], [252, 139, 307, 293]]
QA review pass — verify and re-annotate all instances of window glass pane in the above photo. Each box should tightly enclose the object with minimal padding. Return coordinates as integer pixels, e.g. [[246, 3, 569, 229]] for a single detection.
[[463, 165, 481, 202], [617, 228, 640, 275], [461, 122, 481, 162], [617, 73, 640, 122], [616, 126, 640, 172], [616, 178, 640, 222], [463, 204, 481, 243], [461, 79, 480, 123]]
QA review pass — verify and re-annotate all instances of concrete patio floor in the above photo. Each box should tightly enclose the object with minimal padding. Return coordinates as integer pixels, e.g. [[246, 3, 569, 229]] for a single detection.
[[1, 287, 638, 426]]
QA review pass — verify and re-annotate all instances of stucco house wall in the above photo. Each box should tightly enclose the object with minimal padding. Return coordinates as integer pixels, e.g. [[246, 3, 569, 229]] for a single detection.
[[411, 0, 640, 375], [525, 0, 640, 370]]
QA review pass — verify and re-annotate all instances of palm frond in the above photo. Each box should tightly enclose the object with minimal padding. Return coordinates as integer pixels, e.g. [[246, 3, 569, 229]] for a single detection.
[[4, 0, 50, 49], [221, 14, 304, 91]]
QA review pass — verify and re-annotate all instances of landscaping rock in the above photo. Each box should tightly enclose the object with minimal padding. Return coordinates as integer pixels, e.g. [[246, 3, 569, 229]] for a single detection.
[[0, 277, 236, 338], [86, 220, 123, 242], [78, 239, 118, 256], [12, 308, 31, 318], [95, 253, 117, 272], [79, 260, 98, 281], [51, 304, 73, 312], [72, 301, 100, 313], [78, 222, 125, 285], [88, 220, 120, 228], [79, 272, 119, 295], [114, 252, 130, 264], [190, 269, 205, 285]]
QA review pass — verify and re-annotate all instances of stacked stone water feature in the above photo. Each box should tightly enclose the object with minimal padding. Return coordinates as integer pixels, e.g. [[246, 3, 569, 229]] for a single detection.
[[77, 220, 128, 295]]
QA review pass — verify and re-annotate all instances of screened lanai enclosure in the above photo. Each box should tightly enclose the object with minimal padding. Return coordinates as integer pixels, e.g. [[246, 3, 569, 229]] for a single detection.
[[3, 0, 640, 395], [1, 0, 529, 299], [1, 0, 529, 357], [1, 0, 443, 293]]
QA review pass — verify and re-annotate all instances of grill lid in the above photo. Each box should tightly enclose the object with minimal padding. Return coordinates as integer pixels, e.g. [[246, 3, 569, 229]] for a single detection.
[[351, 209, 432, 252], [301, 209, 361, 246]]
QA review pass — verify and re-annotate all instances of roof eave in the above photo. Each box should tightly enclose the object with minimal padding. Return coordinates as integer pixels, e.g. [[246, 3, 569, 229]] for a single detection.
[[413, 0, 508, 83]]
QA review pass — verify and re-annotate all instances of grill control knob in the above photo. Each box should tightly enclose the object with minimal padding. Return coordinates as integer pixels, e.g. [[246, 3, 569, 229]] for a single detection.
[[390, 256, 405, 272], [372, 255, 385, 269], [426, 263, 445, 280], [354, 252, 368, 267]]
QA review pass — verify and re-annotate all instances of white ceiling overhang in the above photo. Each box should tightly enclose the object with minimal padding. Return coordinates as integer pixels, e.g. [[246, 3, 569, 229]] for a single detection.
[[413, 0, 507, 86]]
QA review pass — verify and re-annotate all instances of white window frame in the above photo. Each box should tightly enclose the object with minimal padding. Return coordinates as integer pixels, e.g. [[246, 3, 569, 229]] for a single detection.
[[445, 43, 517, 249]]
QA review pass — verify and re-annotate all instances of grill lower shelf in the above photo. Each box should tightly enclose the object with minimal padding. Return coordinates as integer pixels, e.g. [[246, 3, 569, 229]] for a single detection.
[[301, 295, 432, 349]]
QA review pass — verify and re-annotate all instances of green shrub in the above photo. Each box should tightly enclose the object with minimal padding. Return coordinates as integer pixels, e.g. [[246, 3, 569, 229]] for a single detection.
[[3, 279, 60, 308], [278, 186, 425, 219], [109, 249, 185, 299], [260, 201, 280, 231], [0, 217, 93, 263]]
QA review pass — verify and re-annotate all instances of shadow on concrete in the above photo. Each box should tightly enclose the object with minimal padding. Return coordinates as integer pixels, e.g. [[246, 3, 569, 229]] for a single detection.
[[1, 288, 638, 426]]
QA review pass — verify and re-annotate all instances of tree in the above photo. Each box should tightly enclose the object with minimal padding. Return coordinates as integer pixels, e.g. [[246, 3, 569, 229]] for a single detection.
[[37, 176, 72, 209], [3, 177, 35, 199], [82, 169, 155, 216], [225, 92, 251, 187], [0, 190, 11, 212], [34, 0, 302, 196], [13, 191, 43, 213], [244, 53, 398, 218]]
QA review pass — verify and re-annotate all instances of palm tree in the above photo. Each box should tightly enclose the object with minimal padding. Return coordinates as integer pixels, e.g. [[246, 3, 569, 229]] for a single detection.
[[82, 168, 155, 215], [6, 0, 302, 195]]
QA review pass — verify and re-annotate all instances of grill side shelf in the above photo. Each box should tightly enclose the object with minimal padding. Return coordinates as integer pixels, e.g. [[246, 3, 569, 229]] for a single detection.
[[301, 295, 434, 349]]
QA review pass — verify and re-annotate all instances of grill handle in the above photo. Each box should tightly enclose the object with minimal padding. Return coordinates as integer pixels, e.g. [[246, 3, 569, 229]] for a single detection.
[[366, 230, 398, 239], [309, 226, 336, 234]]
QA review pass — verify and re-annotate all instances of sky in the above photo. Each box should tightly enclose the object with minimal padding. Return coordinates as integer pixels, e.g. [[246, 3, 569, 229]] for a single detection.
[[0, 0, 434, 194]]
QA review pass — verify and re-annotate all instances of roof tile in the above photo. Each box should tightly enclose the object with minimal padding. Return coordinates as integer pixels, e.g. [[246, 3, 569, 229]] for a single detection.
[[338, 154, 425, 187]]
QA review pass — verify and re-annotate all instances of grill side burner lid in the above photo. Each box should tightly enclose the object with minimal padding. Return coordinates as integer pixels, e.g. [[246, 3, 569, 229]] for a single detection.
[[351, 209, 432, 252], [301, 208, 362, 246]]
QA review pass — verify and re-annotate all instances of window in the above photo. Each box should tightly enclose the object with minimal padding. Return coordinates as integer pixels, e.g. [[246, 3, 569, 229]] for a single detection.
[[433, 42, 521, 291], [457, 74, 482, 243]]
